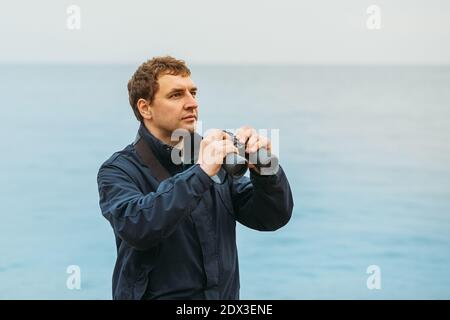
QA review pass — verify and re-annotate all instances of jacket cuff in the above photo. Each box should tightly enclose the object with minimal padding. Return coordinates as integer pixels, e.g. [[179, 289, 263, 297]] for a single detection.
[[250, 165, 284, 187], [191, 164, 215, 193]]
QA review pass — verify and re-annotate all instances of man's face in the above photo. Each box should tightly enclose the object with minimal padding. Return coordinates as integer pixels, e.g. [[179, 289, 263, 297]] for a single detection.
[[150, 74, 198, 136]]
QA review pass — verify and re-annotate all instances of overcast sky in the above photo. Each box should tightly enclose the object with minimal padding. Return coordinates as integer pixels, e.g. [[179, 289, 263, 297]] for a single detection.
[[1, 0, 449, 64]]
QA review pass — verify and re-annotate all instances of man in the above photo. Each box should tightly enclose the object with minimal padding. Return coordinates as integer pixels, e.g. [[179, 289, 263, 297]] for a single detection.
[[97, 56, 294, 300]]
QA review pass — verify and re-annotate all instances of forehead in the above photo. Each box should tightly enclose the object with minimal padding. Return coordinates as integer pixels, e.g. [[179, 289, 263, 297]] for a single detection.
[[157, 74, 196, 92]]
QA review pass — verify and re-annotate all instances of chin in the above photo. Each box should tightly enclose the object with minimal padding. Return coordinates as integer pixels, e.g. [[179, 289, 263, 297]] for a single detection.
[[182, 123, 196, 132], [174, 123, 195, 134]]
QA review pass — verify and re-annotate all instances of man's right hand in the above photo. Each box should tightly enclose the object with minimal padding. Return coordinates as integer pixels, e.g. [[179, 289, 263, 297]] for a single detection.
[[197, 129, 238, 177]]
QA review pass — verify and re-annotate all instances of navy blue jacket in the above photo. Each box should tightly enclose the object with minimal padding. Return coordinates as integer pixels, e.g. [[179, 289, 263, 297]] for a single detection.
[[97, 124, 294, 299]]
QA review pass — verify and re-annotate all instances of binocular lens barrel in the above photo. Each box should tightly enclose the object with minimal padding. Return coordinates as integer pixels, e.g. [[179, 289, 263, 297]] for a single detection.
[[223, 153, 248, 178], [221, 131, 279, 178]]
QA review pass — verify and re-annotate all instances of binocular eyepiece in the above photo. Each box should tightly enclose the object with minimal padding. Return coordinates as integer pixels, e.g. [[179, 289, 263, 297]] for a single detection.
[[222, 130, 279, 178]]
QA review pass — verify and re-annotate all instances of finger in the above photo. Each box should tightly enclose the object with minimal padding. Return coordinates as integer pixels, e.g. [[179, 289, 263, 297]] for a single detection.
[[204, 131, 224, 146], [234, 126, 248, 140], [246, 134, 259, 153], [207, 129, 224, 139], [201, 143, 217, 165], [257, 136, 271, 152], [203, 132, 216, 143], [235, 126, 254, 144], [214, 129, 227, 140], [210, 140, 235, 154]]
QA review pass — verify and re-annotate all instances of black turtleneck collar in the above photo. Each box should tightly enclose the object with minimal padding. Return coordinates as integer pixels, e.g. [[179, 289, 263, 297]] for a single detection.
[[137, 123, 201, 174]]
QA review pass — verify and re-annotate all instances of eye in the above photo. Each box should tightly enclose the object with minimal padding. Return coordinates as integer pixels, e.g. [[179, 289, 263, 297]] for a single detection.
[[171, 92, 182, 98], [191, 91, 197, 97]]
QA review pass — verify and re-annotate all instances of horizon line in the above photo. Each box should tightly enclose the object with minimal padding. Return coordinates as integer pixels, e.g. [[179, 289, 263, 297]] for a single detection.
[[1, 62, 449, 67]]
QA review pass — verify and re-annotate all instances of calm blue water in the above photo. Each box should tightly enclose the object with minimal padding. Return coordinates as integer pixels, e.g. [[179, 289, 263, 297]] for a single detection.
[[0, 65, 449, 299]]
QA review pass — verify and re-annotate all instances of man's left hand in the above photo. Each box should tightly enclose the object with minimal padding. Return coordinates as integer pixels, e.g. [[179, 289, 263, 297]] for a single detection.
[[235, 126, 272, 169]]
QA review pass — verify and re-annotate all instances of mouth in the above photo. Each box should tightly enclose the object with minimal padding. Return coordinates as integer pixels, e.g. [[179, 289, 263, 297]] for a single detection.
[[182, 115, 197, 121]]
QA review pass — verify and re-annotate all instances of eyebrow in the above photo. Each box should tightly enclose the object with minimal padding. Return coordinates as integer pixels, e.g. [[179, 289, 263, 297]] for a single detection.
[[166, 87, 197, 96]]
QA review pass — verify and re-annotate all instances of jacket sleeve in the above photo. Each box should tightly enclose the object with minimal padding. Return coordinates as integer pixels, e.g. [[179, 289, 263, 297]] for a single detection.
[[97, 163, 213, 250], [230, 166, 294, 231]]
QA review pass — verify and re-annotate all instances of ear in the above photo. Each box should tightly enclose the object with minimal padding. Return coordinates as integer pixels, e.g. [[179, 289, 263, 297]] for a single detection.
[[137, 98, 152, 120]]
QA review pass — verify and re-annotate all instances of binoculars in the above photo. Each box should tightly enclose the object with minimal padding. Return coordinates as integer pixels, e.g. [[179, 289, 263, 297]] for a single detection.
[[222, 130, 279, 178]]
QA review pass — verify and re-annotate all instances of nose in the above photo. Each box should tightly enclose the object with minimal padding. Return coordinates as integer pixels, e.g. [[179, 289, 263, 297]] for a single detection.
[[184, 91, 198, 110]]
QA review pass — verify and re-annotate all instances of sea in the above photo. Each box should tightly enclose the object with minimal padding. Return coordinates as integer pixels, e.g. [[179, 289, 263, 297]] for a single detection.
[[0, 65, 449, 299]]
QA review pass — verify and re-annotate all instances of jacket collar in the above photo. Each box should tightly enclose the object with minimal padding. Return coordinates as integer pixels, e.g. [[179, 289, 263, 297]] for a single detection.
[[136, 123, 201, 168]]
